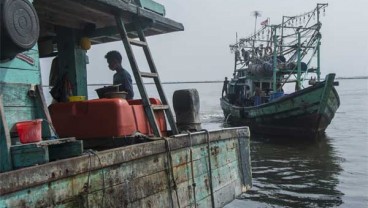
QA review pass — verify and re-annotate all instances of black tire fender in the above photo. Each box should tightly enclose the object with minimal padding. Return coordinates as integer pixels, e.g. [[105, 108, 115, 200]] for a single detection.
[[1, 0, 39, 60]]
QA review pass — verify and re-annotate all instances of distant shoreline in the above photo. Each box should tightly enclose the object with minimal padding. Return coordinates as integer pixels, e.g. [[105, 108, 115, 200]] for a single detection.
[[86, 80, 223, 86], [43, 77, 366, 87], [335, 76, 368, 80]]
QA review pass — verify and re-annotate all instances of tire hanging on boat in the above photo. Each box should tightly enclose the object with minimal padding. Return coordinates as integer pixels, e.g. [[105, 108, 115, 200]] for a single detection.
[[0, 0, 39, 60], [265, 46, 273, 55]]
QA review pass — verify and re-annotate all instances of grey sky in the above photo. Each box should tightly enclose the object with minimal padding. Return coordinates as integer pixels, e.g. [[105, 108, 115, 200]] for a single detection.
[[41, 0, 368, 84]]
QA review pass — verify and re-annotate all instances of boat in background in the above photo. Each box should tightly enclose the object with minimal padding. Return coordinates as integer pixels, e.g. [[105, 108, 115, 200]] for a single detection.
[[0, 0, 251, 207], [220, 4, 340, 139]]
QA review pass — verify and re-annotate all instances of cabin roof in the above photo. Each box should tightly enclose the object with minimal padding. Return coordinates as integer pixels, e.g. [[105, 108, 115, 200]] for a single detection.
[[34, 0, 184, 45]]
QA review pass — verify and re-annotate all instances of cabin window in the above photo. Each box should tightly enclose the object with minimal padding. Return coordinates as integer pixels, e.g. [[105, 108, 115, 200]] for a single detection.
[[254, 82, 260, 88], [262, 82, 270, 90]]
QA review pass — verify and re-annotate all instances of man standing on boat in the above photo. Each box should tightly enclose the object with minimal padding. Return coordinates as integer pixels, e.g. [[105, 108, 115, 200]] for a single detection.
[[222, 77, 229, 98], [105, 51, 134, 99]]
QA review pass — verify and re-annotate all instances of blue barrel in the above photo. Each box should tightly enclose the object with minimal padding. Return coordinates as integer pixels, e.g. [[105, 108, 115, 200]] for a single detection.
[[270, 92, 284, 100]]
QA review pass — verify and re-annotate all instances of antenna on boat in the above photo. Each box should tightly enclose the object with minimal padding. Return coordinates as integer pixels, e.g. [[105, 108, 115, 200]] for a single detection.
[[252, 10, 262, 35], [252, 10, 262, 34], [252, 11, 262, 55]]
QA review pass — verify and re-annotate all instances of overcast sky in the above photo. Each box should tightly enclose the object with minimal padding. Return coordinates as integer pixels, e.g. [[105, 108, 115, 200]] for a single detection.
[[41, 0, 368, 84]]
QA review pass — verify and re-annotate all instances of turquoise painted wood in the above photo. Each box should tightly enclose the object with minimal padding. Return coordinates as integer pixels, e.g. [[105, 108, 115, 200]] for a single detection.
[[0, 42, 42, 158], [10, 138, 83, 169], [134, 0, 166, 16], [0, 49, 39, 71], [2, 107, 37, 133], [0, 83, 40, 133], [10, 144, 49, 169], [0, 97, 12, 172], [0, 83, 36, 107], [0, 128, 251, 208], [55, 27, 88, 98], [0, 69, 41, 84]]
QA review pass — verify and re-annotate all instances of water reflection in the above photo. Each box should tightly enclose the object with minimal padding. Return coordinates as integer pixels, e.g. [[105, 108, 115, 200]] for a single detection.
[[239, 135, 343, 208]]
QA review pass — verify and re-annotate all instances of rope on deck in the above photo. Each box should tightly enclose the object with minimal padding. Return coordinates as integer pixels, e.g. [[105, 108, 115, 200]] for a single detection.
[[163, 137, 181, 208], [187, 131, 197, 208], [202, 129, 215, 208], [84, 149, 106, 208]]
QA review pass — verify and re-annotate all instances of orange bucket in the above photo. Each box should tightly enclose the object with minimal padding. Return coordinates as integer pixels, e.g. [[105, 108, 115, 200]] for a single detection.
[[16, 119, 42, 144]]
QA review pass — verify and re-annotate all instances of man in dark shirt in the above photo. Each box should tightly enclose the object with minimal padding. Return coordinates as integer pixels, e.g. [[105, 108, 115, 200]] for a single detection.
[[222, 77, 229, 98], [105, 51, 134, 99]]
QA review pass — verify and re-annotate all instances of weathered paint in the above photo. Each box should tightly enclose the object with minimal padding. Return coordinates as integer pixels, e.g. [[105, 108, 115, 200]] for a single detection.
[[221, 74, 340, 138], [0, 97, 12, 172], [134, 0, 166, 16], [0, 83, 39, 129], [0, 128, 251, 208], [0, 45, 42, 172], [0, 49, 39, 72], [10, 138, 83, 169]]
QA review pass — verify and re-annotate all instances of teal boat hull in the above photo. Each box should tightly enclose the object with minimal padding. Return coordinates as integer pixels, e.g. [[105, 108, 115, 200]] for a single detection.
[[220, 74, 340, 139]]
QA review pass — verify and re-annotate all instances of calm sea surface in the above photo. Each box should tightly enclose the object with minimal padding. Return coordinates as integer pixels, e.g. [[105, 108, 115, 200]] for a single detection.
[[45, 78, 368, 207]]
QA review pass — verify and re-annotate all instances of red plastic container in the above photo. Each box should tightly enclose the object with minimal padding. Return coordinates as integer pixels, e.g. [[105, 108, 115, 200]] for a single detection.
[[49, 98, 137, 139], [49, 98, 167, 139], [128, 98, 167, 136], [16, 119, 42, 144]]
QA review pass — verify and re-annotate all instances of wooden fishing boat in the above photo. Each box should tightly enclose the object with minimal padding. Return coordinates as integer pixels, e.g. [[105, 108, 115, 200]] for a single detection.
[[0, 128, 251, 207], [0, 0, 251, 207], [220, 4, 340, 139]]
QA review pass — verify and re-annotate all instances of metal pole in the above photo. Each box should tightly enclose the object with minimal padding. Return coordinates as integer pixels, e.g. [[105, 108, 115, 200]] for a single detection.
[[253, 17, 257, 56], [254, 16, 257, 35], [233, 33, 237, 77], [272, 26, 278, 91], [317, 38, 321, 81], [316, 4, 321, 81], [297, 31, 301, 90], [280, 16, 285, 55]]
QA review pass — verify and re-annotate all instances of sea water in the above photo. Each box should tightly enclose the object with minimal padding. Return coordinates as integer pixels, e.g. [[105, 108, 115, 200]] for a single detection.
[[44, 78, 368, 207]]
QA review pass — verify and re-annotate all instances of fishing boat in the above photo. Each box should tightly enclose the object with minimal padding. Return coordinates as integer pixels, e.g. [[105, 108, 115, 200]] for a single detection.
[[220, 4, 340, 139], [0, 0, 251, 207]]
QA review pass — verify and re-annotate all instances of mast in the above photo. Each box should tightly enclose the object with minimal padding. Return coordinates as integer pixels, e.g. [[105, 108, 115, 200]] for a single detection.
[[297, 31, 301, 90], [280, 16, 285, 55], [316, 4, 322, 81], [233, 33, 238, 77], [252, 11, 262, 35], [272, 26, 278, 91], [252, 11, 262, 53]]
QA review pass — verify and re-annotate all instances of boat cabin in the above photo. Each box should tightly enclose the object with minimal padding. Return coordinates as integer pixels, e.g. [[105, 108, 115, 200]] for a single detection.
[[0, 0, 183, 172], [226, 68, 284, 107]]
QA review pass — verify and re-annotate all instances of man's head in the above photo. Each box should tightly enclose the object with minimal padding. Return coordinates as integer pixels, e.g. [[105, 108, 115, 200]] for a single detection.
[[105, 50, 122, 71]]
